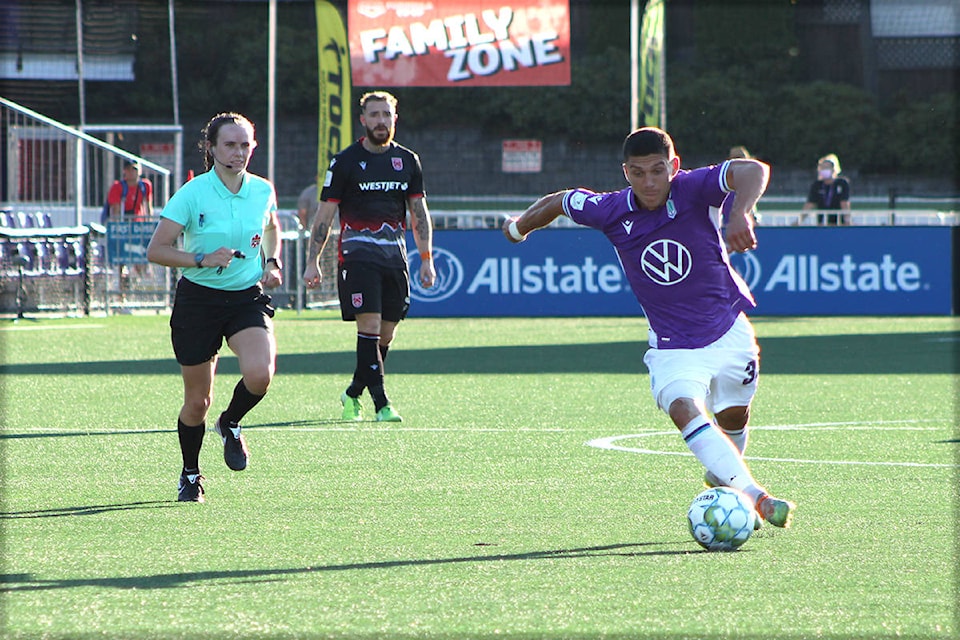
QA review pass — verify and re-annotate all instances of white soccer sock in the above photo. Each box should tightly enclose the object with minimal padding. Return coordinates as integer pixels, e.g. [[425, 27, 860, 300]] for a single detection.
[[720, 426, 748, 454], [681, 417, 763, 502]]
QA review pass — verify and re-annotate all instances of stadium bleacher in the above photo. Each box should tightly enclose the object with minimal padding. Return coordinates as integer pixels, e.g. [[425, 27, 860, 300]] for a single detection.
[[1, 210, 89, 277]]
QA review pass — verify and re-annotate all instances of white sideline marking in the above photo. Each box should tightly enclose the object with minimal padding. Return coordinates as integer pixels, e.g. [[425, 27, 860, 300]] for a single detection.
[[585, 421, 959, 469], [3, 421, 955, 469], [0, 323, 105, 332]]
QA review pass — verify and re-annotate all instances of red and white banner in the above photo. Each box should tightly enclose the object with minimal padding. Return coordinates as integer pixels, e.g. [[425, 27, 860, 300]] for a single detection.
[[348, 1, 570, 87], [501, 139, 542, 173]]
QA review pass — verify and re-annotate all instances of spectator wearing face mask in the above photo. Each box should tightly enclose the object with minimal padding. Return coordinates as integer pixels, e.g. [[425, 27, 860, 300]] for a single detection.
[[802, 153, 850, 226]]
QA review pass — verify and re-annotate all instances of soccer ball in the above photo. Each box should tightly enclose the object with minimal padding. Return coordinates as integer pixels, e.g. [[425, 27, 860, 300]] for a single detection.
[[687, 486, 757, 551]]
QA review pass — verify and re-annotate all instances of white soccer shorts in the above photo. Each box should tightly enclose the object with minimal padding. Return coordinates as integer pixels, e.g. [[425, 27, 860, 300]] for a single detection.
[[643, 313, 760, 415]]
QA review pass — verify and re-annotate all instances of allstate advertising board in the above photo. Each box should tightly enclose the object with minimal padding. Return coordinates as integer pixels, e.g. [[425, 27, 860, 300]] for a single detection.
[[406, 227, 953, 316]]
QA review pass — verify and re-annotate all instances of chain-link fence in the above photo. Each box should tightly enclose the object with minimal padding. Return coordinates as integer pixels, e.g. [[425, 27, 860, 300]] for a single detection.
[[270, 211, 340, 311]]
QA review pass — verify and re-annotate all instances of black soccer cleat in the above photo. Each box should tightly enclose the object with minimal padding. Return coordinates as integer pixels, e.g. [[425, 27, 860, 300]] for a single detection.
[[177, 471, 205, 502], [215, 417, 250, 471]]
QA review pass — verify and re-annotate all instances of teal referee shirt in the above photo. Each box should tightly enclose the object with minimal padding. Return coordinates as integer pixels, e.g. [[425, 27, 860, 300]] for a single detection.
[[161, 170, 277, 291]]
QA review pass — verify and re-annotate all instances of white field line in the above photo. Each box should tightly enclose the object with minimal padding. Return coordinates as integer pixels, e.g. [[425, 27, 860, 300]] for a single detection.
[[586, 421, 958, 469]]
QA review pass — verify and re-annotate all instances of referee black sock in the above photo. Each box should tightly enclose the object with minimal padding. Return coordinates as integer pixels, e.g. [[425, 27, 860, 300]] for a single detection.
[[220, 379, 264, 426], [177, 418, 205, 471]]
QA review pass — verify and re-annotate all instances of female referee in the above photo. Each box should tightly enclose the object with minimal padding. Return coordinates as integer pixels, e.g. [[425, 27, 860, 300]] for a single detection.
[[147, 112, 283, 503]]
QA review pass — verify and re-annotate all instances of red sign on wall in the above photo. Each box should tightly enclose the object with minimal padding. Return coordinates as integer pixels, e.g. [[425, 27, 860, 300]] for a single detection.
[[501, 139, 542, 173], [348, 1, 571, 87]]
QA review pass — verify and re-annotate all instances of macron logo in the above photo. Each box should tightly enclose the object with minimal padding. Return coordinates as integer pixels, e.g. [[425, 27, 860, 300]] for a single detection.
[[622, 220, 634, 235]]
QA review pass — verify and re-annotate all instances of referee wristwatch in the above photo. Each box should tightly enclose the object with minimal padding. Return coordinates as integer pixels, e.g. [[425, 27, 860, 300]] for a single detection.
[[194, 252, 205, 267], [266, 257, 282, 270]]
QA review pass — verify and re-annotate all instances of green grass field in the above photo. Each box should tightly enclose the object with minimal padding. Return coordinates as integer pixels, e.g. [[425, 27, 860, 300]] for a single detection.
[[1, 312, 957, 639]]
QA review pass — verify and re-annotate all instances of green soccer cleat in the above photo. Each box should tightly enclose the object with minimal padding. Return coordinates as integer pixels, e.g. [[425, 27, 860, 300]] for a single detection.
[[340, 391, 363, 421], [757, 494, 796, 528], [375, 404, 402, 423]]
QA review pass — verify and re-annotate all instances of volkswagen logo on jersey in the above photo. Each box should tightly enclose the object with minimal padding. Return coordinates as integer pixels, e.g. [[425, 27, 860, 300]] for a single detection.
[[409, 247, 464, 302], [728, 251, 762, 291], [640, 239, 692, 286]]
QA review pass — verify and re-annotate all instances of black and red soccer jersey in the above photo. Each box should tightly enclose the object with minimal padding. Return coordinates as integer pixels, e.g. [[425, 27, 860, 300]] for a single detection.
[[321, 138, 425, 268]]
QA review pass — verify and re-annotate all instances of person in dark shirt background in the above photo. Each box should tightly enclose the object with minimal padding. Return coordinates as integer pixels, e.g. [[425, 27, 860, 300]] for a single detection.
[[802, 153, 851, 226]]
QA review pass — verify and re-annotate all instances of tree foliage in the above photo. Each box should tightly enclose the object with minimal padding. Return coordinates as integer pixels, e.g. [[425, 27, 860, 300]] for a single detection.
[[887, 92, 957, 176], [767, 81, 887, 170]]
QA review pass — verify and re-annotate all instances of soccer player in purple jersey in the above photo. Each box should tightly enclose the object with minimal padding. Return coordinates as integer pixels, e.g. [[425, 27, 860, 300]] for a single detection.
[[502, 127, 795, 528]]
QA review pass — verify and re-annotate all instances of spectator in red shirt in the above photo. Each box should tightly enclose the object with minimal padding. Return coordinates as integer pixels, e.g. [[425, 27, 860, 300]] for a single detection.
[[107, 160, 154, 221]]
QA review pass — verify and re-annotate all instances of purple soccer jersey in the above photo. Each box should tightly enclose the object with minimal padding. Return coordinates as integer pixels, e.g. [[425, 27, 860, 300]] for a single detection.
[[562, 161, 755, 349]]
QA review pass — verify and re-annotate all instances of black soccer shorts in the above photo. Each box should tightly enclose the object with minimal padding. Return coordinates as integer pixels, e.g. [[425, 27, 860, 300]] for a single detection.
[[337, 261, 410, 323], [170, 277, 275, 366]]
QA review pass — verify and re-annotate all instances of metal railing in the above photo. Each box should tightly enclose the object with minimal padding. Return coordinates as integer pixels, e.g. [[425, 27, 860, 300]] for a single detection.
[[752, 209, 960, 227], [1, 97, 176, 316], [272, 211, 340, 311], [0, 96, 171, 226]]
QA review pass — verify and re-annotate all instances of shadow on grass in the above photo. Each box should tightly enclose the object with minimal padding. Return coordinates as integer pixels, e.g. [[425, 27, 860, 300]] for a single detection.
[[0, 541, 702, 592], [0, 429, 172, 440], [1, 331, 957, 376], [0, 419, 366, 441], [1, 501, 178, 519]]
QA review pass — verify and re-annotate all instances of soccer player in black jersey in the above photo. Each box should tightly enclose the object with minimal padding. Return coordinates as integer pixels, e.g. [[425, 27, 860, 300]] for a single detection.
[[304, 91, 435, 422]]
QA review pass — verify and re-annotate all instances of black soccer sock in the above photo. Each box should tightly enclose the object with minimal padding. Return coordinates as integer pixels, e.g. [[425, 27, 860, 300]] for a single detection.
[[355, 332, 386, 406], [373, 343, 391, 410], [345, 379, 365, 398], [178, 418, 205, 471], [369, 383, 389, 413], [220, 379, 265, 426]]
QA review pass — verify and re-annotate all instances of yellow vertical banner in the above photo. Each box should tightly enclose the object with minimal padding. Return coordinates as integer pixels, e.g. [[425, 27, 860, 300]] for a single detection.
[[316, 1, 352, 179], [638, 0, 664, 128]]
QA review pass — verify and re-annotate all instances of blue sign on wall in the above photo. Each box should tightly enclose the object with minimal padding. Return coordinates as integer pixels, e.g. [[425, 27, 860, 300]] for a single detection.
[[406, 227, 954, 317], [729, 227, 953, 315], [106, 221, 155, 265]]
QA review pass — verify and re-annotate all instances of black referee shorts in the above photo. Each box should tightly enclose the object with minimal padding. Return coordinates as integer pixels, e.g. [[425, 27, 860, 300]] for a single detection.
[[170, 278, 275, 366], [337, 261, 410, 323]]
